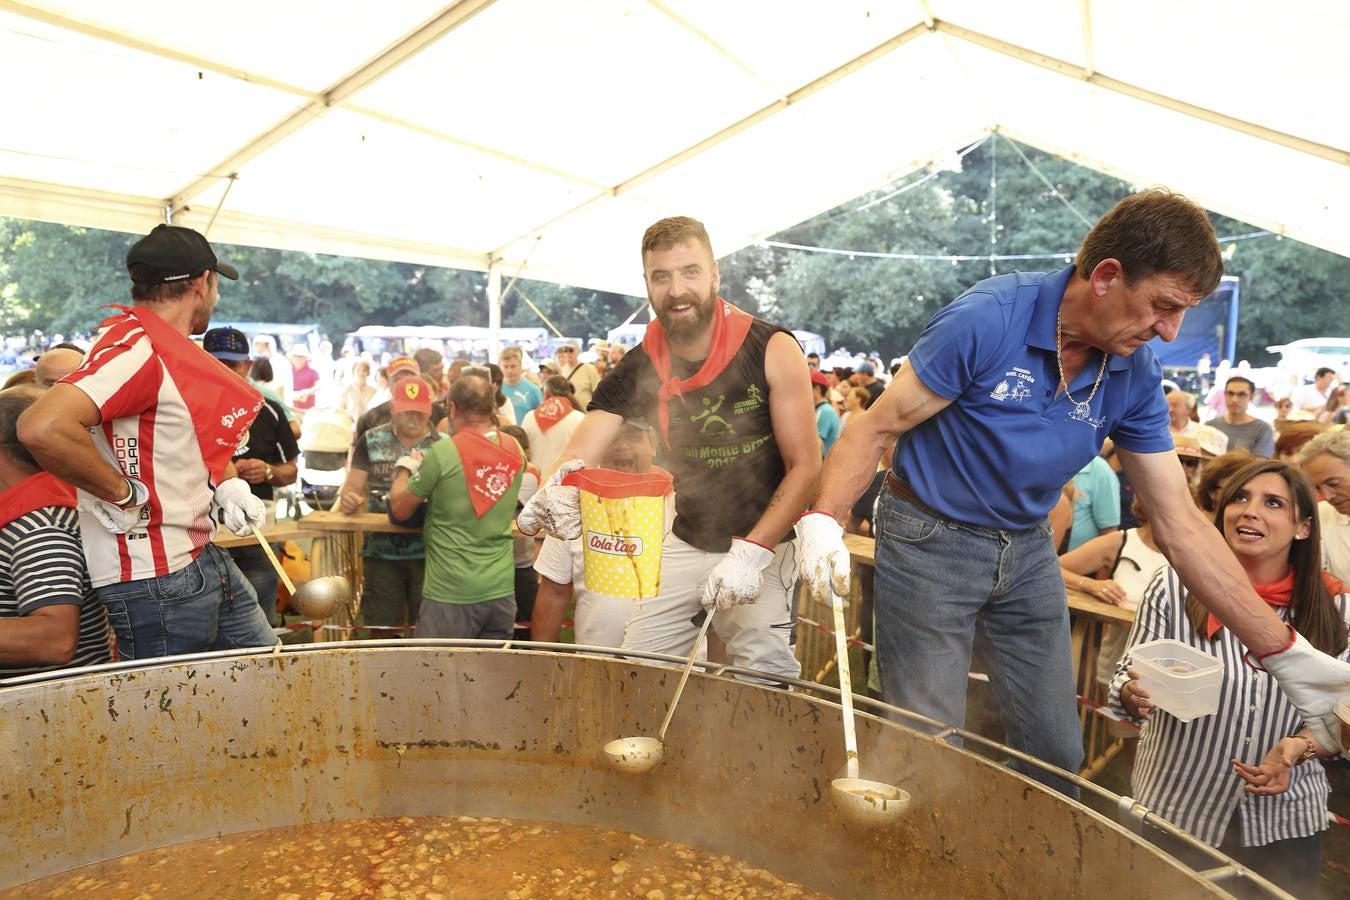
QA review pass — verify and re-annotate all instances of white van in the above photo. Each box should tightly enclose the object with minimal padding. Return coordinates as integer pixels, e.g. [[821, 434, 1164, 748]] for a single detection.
[[1265, 337, 1350, 382]]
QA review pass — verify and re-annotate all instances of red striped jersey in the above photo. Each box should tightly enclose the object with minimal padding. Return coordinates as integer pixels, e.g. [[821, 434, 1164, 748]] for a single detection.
[[64, 316, 217, 587]]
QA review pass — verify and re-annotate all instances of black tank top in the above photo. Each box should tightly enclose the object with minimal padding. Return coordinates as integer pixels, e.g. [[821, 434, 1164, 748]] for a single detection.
[[589, 318, 790, 553]]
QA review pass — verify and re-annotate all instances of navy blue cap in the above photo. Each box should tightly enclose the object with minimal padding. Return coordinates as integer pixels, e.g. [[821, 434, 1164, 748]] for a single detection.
[[202, 327, 250, 362]]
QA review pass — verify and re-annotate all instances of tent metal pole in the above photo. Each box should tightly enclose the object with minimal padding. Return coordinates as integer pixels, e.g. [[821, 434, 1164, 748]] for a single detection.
[[935, 20, 1349, 167], [166, 0, 499, 217]]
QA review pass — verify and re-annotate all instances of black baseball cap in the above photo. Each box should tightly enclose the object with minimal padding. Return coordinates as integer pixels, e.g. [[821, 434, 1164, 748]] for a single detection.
[[202, 327, 250, 362], [127, 225, 238, 284]]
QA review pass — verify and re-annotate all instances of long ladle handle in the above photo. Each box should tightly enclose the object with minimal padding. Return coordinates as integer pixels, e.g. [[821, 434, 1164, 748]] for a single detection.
[[250, 524, 297, 594], [831, 587, 861, 780], [657, 609, 717, 741]]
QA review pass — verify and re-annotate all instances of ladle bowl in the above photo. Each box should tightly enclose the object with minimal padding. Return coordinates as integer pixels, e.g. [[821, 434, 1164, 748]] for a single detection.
[[824, 580, 910, 827], [291, 575, 351, 619], [602, 610, 716, 776], [831, 776, 912, 827], [602, 736, 664, 775], [248, 524, 349, 621]]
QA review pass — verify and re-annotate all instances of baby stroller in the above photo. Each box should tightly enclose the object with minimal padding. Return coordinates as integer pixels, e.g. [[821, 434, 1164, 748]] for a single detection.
[[295, 408, 352, 514]]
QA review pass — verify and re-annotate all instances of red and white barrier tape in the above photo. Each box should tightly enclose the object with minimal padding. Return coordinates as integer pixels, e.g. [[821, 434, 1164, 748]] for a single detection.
[[796, 615, 873, 651]]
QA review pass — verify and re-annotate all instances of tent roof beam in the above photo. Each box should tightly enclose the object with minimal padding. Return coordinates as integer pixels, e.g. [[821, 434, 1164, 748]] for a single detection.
[[167, 0, 499, 215]]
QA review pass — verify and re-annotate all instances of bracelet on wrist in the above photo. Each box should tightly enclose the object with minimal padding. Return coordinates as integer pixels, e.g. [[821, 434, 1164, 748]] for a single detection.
[[1295, 734, 1319, 764], [114, 478, 136, 508]]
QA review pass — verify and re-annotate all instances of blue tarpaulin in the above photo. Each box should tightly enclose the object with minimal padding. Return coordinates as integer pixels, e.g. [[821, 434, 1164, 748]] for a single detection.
[[1147, 276, 1239, 368]]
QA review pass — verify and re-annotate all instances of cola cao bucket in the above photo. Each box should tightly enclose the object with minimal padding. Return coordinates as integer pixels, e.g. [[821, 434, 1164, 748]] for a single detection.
[[563, 467, 673, 599]]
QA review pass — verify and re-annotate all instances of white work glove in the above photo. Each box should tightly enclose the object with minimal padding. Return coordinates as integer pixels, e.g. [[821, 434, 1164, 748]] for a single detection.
[[79, 477, 149, 534], [701, 538, 775, 611], [516, 459, 584, 539], [1257, 629, 1350, 756], [794, 511, 852, 603], [214, 477, 267, 537], [394, 453, 422, 478]]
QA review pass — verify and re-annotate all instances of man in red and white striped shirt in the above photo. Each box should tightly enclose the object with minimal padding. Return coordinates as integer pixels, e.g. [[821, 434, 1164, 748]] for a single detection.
[[18, 225, 277, 659]]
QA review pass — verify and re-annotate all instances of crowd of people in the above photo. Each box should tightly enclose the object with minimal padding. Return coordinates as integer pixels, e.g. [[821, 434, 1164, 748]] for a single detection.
[[0, 202, 1347, 896]]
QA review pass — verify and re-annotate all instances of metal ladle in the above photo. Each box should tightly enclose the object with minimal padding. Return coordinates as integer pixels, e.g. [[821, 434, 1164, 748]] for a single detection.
[[827, 585, 910, 826], [249, 524, 351, 619], [603, 609, 716, 775]]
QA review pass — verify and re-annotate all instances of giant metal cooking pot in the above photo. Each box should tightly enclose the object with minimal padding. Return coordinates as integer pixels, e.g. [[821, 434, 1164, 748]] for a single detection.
[[0, 642, 1287, 898]]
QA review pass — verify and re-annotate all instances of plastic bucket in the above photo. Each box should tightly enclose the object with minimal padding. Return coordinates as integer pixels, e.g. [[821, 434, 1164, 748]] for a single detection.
[[563, 468, 673, 599]]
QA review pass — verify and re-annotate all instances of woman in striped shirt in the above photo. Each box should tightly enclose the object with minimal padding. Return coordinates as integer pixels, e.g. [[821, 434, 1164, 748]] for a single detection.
[[1109, 459, 1347, 898]]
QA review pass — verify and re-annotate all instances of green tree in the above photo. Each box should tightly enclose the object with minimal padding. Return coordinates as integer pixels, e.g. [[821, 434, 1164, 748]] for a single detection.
[[5, 136, 1349, 363], [0, 219, 133, 336], [503, 278, 641, 342]]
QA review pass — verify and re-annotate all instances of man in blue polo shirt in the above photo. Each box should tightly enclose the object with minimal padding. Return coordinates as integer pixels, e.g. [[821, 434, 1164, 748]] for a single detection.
[[797, 190, 1350, 792]]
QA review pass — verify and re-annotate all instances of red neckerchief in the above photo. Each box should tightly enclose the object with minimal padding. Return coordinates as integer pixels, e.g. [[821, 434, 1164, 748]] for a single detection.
[[1204, 570, 1294, 639], [104, 306, 263, 482], [0, 472, 75, 528], [452, 429, 525, 518], [643, 298, 754, 445], [534, 396, 571, 433], [1323, 570, 1345, 596]]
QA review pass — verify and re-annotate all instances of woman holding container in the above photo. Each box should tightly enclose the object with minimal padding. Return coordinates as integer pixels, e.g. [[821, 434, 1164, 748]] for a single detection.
[[1109, 459, 1348, 898]]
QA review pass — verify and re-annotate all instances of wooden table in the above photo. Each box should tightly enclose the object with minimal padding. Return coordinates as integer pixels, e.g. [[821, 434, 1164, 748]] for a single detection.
[[211, 521, 328, 550], [295, 509, 422, 535], [299, 508, 525, 537], [253, 510, 526, 639], [827, 533, 1135, 780], [210, 513, 404, 638]]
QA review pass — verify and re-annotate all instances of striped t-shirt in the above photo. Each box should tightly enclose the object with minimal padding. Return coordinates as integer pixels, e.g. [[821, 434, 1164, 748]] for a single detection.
[[1108, 566, 1349, 847], [64, 316, 217, 587], [0, 506, 110, 679]]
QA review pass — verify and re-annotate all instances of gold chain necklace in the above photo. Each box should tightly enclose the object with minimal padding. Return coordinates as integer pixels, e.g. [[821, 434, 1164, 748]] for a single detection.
[[1056, 308, 1108, 421]]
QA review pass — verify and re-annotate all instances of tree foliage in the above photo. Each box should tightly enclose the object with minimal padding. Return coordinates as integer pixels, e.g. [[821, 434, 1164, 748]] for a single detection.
[[2, 135, 1347, 362]]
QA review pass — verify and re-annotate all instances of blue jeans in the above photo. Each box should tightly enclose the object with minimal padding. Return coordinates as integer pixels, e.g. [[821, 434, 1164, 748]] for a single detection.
[[97, 544, 279, 660], [229, 544, 280, 627], [873, 490, 1083, 797]]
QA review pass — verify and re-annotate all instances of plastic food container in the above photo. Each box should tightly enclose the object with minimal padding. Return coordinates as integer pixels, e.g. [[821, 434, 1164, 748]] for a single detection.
[[1131, 639, 1223, 723], [563, 467, 673, 599]]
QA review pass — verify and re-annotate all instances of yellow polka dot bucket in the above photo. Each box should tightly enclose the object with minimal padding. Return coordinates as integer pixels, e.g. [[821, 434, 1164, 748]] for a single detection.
[[563, 467, 674, 599]]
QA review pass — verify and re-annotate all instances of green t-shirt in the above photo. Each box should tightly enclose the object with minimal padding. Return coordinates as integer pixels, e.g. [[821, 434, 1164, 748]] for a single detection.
[[408, 431, 524, 604]]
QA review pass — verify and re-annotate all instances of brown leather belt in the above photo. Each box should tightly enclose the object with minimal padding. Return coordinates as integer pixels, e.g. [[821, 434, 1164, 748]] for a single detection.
[[884, 470, 943, 519]]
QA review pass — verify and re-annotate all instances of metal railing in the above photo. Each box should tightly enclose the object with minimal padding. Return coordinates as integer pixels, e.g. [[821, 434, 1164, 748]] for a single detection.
[[0, 639, 1293, 898]]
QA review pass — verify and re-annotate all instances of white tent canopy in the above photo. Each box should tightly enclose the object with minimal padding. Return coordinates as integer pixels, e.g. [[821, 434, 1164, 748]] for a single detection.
[[1, 0, 1346, 299]]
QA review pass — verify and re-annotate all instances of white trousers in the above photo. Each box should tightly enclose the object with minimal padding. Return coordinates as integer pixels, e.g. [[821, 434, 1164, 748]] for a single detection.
[[621, 532, 801, 681]]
